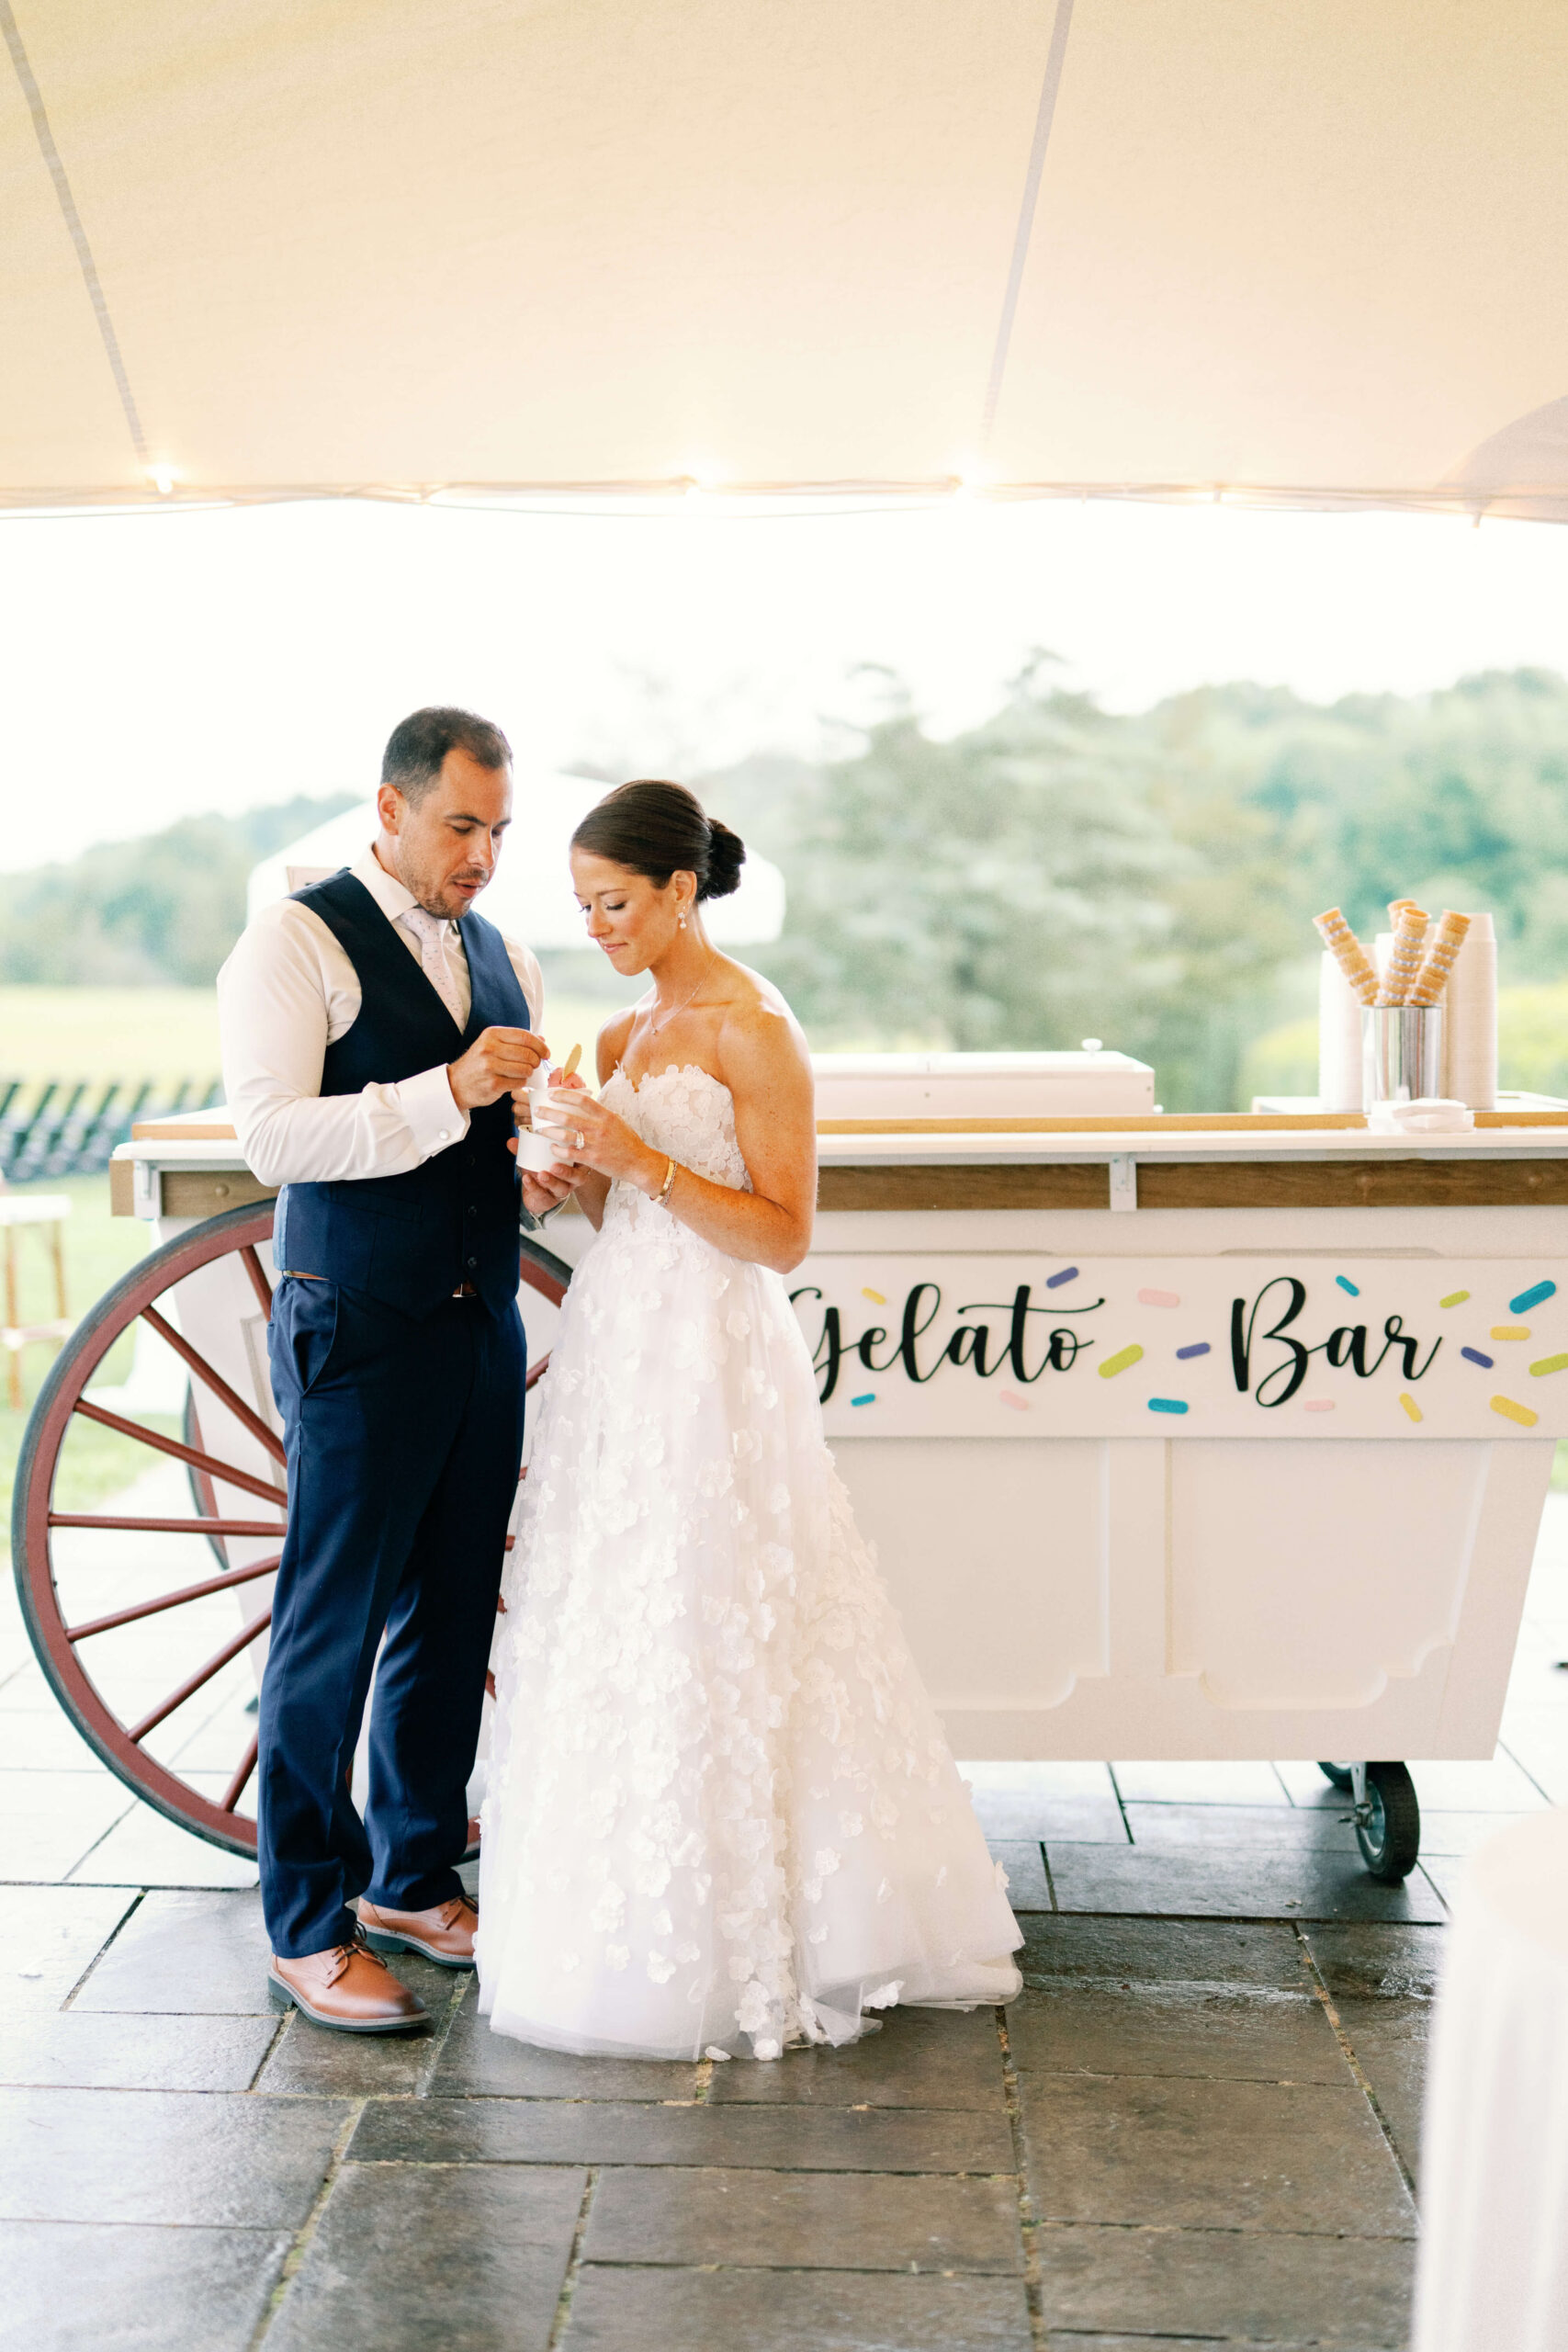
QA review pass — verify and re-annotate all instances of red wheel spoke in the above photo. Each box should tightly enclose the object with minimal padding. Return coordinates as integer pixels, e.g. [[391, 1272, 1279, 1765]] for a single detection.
[[127, 1607, 273, 1744], [67, 1555, 281, 1643], [525, 1351, 551, 1392], [221, 1734, 259, 1813], [73, 1397, 281, 1505], [140, 1304, 285, 1466], [240, 1245, 273, 1321], [49, 1513, 286, 1536], [17, 1195, 569, 1869]]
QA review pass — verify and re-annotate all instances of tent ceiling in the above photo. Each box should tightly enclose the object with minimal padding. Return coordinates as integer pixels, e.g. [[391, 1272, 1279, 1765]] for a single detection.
[[3, 0, 1566, 518]]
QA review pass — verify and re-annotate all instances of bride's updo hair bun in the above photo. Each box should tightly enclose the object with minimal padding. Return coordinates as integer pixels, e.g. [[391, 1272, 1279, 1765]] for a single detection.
[[570, 778, 747, 903], [702, 817, 745, 901]]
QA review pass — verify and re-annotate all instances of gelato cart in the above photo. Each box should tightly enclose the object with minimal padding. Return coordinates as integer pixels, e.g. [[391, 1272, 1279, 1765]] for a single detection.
[[13, 1049, 1568, 1884]]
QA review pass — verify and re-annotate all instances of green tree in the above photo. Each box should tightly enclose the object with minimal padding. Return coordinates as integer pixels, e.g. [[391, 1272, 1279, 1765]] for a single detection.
[[754, 665, 1179, 1055], [0, 795, 355, 987]]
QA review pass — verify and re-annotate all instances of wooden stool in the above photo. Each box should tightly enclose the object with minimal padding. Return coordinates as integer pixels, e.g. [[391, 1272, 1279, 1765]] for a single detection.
[[0, 1188, 72, 1410]]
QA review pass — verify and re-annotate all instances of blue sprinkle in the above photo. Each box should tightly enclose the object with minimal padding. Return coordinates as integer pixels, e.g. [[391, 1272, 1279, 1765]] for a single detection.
[[1336, 1275, 1360, 1295], [1148, 1397, 1190, 1415], [1175, 1341, 1211, 1360], [1461, 1347, 1495, 1369], [1045, 1265, 1078, 1289], [850, 1392, 876, 1407], [1511, 1280, 1558, 1316]]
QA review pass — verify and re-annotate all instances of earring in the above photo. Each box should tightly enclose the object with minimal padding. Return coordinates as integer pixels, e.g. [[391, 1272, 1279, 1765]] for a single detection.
[[678, 909, 688, 929]]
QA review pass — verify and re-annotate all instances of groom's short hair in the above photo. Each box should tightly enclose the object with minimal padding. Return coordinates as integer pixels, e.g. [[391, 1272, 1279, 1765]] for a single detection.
[[382, 707, 512, 805]]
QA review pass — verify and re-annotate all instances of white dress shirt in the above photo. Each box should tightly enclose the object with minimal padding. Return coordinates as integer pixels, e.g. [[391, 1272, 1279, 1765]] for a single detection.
[[218, 845, 545, 1189]]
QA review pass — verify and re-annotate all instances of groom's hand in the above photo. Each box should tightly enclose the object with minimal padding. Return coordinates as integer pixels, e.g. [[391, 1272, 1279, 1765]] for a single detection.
[[447, 1027, 548, 1112], [519, 1164, 584, 1216]]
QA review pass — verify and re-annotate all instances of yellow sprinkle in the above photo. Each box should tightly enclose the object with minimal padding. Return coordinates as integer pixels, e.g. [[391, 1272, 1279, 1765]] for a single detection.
[[1492, 1326, 1530, 1341], [1491, 1395, 1540, 1429], [1398, 1393, 1423, 1423], [860, 1287, 886, 1306], [1439, 1290, 1470, 1308], [1530, 1353, 1568, 1378], [1099, 1343, 1145, 1380]]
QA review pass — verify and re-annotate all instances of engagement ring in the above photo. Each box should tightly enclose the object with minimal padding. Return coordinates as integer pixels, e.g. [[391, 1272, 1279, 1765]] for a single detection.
[[574, 1129, 585, 1149]]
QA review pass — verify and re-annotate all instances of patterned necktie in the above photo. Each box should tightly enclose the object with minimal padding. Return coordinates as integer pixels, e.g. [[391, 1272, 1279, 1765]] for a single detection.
[[404, 906, 465, 1029]]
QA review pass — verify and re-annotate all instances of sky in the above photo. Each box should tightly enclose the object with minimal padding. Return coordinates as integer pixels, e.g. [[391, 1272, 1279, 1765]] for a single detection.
[[2, 493, 1567, 874]]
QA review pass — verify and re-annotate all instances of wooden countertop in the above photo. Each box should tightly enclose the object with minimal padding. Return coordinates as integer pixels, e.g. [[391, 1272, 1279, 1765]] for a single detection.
[[111, 1106, 1568, 1217]]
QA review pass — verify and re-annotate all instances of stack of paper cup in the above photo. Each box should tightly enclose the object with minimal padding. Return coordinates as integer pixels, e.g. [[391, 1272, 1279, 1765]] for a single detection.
[[1443, 912, 1497, 1110], [1317, 951, 1365, 1112], [515, 1064, 563, 1170]]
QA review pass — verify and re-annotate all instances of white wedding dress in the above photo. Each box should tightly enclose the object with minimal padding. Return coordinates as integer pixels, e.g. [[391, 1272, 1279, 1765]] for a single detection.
[[476, 1064, 1021, 2061]]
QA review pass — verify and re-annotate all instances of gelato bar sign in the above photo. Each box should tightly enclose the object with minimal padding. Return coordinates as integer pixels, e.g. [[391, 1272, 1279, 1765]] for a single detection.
[[790, 1258, 1568, 1441]]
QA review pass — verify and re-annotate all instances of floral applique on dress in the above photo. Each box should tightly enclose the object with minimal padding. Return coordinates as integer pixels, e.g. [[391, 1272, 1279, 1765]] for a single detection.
[[476, 1065, 1021, 2060]]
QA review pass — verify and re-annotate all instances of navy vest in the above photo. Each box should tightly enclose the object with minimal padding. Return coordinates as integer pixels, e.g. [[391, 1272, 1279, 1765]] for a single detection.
[[273, 870, 528, 1317]]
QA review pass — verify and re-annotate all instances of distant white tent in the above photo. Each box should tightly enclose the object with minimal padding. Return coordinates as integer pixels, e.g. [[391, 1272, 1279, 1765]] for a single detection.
[[5, 2, 1567, 524], [247, 776, 785, 949]]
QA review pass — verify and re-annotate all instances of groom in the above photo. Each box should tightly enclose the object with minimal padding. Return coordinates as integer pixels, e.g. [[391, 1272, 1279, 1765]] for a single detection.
[[219, 707, 578, 2031]]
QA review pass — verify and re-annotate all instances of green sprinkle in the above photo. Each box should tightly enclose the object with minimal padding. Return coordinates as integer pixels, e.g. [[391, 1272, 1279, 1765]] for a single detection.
[[1099, 1343, 1145, 1380], [1530, 1354, 1568, 1378], [1439, 1290, 1471, 1308]]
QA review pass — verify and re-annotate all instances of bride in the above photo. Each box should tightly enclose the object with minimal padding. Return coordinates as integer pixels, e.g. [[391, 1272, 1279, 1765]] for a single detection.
[[476, 779, 1021, 2061]]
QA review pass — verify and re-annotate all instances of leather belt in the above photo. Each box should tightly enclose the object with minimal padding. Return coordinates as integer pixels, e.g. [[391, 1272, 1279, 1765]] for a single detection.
[[452, 1283, 479, 1298]]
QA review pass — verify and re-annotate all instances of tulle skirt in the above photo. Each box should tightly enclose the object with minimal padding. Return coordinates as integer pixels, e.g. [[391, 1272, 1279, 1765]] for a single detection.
[[477, 1193, 1021, 2061]]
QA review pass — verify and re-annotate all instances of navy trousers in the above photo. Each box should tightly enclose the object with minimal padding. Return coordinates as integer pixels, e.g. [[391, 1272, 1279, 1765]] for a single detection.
[[259, 1276, 525, 1958]]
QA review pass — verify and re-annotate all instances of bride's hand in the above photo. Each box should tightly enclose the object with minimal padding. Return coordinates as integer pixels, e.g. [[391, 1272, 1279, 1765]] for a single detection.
[[533, 1084, 664, 1192]]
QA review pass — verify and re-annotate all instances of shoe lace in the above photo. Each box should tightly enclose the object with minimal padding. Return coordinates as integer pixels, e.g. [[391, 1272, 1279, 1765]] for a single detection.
[[325, 1931, 389, 1987], [435, 1895, 478, 1931]]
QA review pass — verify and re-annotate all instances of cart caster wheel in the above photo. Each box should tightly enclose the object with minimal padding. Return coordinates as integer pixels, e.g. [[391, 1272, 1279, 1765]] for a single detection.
[[1356, 1761, 1421, 1883], [1318, 1761, 1355, 1790]]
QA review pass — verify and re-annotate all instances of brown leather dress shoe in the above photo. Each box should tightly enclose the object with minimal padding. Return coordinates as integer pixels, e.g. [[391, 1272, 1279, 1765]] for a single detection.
[[358, 1893, 479, 1969], [268, 1934, 429, 2034]]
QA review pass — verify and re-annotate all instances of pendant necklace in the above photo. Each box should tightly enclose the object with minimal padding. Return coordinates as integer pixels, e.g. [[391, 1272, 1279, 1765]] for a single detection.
[[645, 946, 716, 1040]]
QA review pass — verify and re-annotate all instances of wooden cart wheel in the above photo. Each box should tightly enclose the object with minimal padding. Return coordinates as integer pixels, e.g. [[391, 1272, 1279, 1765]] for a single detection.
[[12, 1200, 570, 1860]]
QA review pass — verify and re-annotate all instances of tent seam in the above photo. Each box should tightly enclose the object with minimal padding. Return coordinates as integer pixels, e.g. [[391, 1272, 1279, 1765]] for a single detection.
[[0, 0, 150, 469], [980, 0, 1075, 451]]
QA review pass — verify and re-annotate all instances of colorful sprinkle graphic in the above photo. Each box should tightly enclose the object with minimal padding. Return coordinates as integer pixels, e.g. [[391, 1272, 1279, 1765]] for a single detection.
[[1147, 1396, 1189, 1415], [1138, 1287, 1180, 1308], [1303, 1398, 1336, 1413], [1175, 1341, 1211, 1361], [1492, 1326, 1530, 1341], [1530, 1353, 1568, 1378], [850, 1393, 876, 1408], [1099, 1344, 1145, 1379], [1045, 1266, 1078, 1289], [1492, 1395, 1540, 1429], [1398, 1393, 1423, 1423], [1336, 1275, 1360, 1295], [1439, 1290, 1472, 1308], [1461, 1347, 1495, 1369], [860, 1287, 886, 1305], [999, 1392, 1030, 1413], [1511, 1281, 1557, 1316]]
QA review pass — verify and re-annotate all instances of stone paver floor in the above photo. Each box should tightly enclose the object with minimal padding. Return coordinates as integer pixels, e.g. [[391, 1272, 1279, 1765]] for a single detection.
[[5, 1493, 1568, 2346]]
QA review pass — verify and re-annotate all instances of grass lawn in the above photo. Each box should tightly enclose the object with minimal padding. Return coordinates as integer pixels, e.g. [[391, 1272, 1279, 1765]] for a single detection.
[[0, 987, 224, 1085], [2, 1174, 176, 1543], [0, 983, 626, 1091]]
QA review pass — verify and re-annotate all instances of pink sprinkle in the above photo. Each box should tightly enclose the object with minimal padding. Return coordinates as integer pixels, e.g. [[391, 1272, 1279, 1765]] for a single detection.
[[1138, 1287, 1180, 1308], [1000, 1392, 1030, 1412], [1303, 1398, 1336, 1413]]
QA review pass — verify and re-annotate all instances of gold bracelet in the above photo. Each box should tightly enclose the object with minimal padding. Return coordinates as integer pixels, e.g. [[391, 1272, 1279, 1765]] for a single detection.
[[653, 1155, 678, 1209]]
